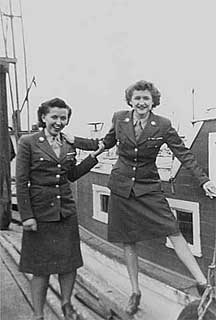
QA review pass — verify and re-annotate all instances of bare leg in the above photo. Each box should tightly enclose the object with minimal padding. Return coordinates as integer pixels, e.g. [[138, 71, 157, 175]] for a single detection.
[[31, 275, 49, 318], [58, 271, 77, 306], [123, 243, 140, 293], [169, 233, 206, 284]]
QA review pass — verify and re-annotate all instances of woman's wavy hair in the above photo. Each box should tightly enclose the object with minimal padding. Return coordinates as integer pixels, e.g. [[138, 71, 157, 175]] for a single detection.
[[125, 80, 161, 108], [37, 97, 72, 128]]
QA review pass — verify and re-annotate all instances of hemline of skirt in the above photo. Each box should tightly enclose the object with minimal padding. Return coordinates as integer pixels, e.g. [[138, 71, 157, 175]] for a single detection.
[[107, 229, 181, 244], [19, 260, 83, 276]]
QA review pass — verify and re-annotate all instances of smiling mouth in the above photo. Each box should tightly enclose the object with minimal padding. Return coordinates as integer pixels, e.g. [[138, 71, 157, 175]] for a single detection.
[[137, 105, 147, 109], [53, 126, 61, 131]]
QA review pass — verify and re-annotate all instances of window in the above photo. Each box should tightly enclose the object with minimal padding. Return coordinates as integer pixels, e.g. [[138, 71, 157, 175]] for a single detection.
[[176, 210, 193, 244], [92, 184, 110, 223], [209, 132, 216, 182], [100, 194, 109, 213], [166, 198, 201, 257]]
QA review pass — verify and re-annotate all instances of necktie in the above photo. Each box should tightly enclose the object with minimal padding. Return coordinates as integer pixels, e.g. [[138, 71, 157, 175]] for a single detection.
[[134, 120, 143, 140], [51, 136, 61, 157]]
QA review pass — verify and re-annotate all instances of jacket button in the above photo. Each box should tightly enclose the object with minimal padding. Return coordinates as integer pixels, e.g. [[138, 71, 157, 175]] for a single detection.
[[50, 202, 54, 207], [56, 195, 61, 199], [132, 177, 135, 181], [134, 158, 137, 162], [134, 148, 138, 152], [40, 157, 44, 161], [56, 174, 60, 179], [56, 184, 59, 188], [57, 164, 61, 168], [133, 166, 136, 171]]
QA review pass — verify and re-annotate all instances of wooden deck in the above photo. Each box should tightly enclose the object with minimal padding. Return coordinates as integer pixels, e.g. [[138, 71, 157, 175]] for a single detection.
[[0, 214, 199, 320]]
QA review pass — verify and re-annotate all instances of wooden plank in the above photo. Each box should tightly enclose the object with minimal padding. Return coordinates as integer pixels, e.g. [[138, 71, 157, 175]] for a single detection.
[[0, 254, 32, 320], [0, 242, 60, 320], [0, 230, 105, 320]]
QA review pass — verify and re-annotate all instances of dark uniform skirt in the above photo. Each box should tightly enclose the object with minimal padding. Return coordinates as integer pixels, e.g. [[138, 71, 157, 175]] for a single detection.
[[107, 190, 180, 243], [19, 215, 83, 276]]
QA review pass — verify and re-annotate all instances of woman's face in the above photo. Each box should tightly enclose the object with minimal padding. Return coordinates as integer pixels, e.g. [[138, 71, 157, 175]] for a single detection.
[[130, 89, 153, 118], [42, 107, 69, 136]]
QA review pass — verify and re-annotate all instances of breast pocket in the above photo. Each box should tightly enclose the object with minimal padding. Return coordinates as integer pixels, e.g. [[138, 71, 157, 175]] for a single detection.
[[146, 137, 163, 149], [147, 141, 161, 149], [32, 149, 52, 164], [32, 154, 53, 170]]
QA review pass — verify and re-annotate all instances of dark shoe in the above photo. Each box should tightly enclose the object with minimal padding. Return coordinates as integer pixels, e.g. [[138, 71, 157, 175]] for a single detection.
[[62, 302, 79, 320], [125, 292, 141, 315], [196, 283, 207, 296]]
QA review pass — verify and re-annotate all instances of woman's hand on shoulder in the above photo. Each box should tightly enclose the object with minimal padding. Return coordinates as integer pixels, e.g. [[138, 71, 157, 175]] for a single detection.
[[62, 132, 75, 144], [23, 218, 37, 231], [90, 140, 105, 158], [202, 180, 216, 199]]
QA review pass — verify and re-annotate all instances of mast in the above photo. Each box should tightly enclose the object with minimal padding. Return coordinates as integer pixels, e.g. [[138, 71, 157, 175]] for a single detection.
[[19, 0, 30, 132], [8, 0, 21, 130], [1, 0, 33, 134], [0, 7, 18, 142], [0, 7, 8, 57]]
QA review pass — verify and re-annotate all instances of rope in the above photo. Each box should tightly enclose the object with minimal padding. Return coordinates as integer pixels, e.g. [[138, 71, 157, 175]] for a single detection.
[[212, 218, 216, 266]]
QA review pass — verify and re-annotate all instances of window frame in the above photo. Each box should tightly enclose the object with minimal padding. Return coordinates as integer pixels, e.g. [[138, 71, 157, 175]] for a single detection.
[[209, 132, 216, 182], [92, 184, 110, 223], [166, 198, 201, 257]]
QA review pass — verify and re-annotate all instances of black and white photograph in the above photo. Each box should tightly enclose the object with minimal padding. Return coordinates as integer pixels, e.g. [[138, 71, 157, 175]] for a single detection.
[[0, 1, 216, 319]]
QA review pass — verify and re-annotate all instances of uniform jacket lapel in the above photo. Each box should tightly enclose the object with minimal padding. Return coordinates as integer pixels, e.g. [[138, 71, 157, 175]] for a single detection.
[[59, 135, 71, 161], [137, 112, 160, 145], [117, 110, 136, 144], [35, 131, 58, 161]]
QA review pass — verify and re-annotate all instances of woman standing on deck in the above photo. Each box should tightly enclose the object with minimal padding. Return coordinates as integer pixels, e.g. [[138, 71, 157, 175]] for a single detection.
[[16, 98, 101, 320], [99, 80, 216, 315]]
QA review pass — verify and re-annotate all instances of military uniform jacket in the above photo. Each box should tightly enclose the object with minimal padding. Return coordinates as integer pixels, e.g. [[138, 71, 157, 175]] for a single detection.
[[103, 110, 209, 199], [16, 131, 98, 222]]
